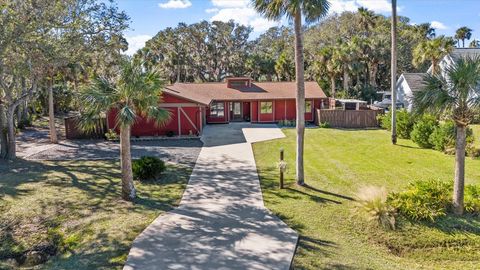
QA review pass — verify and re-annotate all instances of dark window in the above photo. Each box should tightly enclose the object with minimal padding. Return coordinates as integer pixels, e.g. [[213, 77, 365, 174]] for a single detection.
[[210, 102, 225, 117]]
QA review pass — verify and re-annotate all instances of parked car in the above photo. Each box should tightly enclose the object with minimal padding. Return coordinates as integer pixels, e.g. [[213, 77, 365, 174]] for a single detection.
[[374, 93, 404, 110]]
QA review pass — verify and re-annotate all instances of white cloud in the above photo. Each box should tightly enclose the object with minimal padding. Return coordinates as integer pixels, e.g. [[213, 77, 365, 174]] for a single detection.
[[329, 0, 402, 15], [329, 0, 358, 14], [356, 0, 393, 13], [208, 1, 280, 33], [431, 20, 448, 30], [158, 0, 192, 9], [125, 35, 152, 56], [205, 8, 219, 13], [211, 0, 249, 8]]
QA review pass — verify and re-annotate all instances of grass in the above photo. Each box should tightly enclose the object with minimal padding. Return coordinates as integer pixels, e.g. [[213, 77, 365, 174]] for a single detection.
[[0, 159, 190, 269], [253, 127, 480, 270], [470, 124, 480, 148]]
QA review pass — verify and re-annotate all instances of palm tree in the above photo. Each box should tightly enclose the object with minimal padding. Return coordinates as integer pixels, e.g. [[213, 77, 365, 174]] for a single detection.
[[413, 23, 436, 39], [315, 46, 340, 97], [455, 26, 473, 48], [252, 0, 330, 186], [357, 7, 377, 36], [413, 56, 480, 215], [79, 59, 170, 201], [391, 0, 397, 144], [469, 40, 480, 48], [412, 36, 455, 74]]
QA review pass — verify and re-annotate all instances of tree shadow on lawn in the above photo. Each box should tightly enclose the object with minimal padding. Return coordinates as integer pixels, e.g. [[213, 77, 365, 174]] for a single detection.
[[0, 158, 191, 269], [419, 214, 480, 235]]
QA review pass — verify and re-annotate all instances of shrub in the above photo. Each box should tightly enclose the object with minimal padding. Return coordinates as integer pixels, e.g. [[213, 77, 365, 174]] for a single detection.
[[467, 146, 480, 158], [318, 121, 330, 128], [105, 129, 119, 141], [389, 180, 452, 222], [354, 186, 396, 230], [411, 114, 438, 148], [378, 109, 414, 139], [132, 156, 166, 181], [465, 185, 480, 214], [428, 121, 474, 153]]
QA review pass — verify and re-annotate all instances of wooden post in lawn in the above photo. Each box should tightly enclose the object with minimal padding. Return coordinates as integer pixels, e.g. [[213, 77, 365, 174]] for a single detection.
[[280, 148, 284, 189]]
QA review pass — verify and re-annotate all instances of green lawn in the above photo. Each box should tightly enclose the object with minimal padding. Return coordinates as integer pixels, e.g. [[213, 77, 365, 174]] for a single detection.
[[253, 128, 480, 270], [0, 160, 190, 269]]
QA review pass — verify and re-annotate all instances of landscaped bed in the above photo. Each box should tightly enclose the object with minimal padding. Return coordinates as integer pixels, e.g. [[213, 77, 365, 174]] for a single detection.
[[0, 159, 190, 269], [253, 127, 480, 270]]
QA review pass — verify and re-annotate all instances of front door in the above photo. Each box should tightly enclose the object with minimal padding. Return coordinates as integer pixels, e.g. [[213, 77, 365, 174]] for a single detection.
[[230, 101, 243, 121]]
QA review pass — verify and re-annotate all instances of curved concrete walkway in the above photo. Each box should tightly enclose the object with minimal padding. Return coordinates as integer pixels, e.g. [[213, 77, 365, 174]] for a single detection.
[[124, 123, 298, 270]]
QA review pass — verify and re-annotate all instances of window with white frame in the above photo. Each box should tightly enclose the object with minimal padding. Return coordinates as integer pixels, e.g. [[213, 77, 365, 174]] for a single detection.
[[305, 100, 312, 113], [260, 101, 273, 114], [210, 102, 224, 117]]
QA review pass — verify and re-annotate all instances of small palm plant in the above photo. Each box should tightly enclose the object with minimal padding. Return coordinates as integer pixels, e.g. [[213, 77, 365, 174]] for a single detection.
[[79, 59, 170, 201], [413, 56, 480, 214]]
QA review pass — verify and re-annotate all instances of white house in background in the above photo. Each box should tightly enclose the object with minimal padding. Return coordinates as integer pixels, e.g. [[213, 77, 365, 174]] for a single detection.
[[395, 73, 426, 111], [396, 48, 480, 112]]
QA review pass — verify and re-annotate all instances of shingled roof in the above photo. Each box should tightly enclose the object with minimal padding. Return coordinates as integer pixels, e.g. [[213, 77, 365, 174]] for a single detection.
[[401, 73, 427, 92], [163, 81, 326, 105], [449, 48, 480, 61]]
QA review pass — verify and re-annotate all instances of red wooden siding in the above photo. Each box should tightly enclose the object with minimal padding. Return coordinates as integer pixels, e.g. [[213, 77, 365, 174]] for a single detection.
[[243, 102, 250, 120], [251, 101, 258, 122], [285, 99, 296, 121], [274, 100, 285, 121], [107, 92, 204, 137]]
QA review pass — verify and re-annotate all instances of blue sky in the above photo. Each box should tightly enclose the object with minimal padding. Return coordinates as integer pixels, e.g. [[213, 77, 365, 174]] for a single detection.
[[118, 0, 480, 55]]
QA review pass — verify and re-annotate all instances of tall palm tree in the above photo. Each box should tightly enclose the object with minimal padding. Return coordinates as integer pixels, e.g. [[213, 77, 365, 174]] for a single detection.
[[412, 36, 455, 74], [413, 56, 480, 215], [315, 46, 340, 97], [391, 0, 398, 144], [252, 0, 330, 186], [455, 26, 473, 48], [79, 59, 170, 201]]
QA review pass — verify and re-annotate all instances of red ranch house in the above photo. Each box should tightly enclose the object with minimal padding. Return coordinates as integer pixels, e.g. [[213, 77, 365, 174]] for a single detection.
[[107, 77, 328, 137]]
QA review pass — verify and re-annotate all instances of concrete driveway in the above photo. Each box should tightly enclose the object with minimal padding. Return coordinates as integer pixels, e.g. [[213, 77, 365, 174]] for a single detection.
[[124, 123, 298, 270]]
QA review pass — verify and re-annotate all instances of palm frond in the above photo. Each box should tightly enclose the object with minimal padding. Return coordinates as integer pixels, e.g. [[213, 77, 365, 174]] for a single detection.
[[146, 106, 171, 127], [302, 0, 330, 23], [413, 73, 455, 117], [116, 105, 137, 127], [77, 110, 105, 133], [80, 76, 117, 113], [252, 0, 286, 21], [414, 55, 480, 125]]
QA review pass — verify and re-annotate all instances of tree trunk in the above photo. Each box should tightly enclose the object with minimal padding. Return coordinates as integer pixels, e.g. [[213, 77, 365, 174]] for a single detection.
[[431, 59, 437, 75], [330, 75, 336, 98], [453, 124, 466, 215], [343, 70, 349, 91], [48, 78, 58, 143], [0, 105, 8, 158], [6, 107, 16, 159], [370, 63, 378, 88], [294, 9, 306, 186], [120, 125, 136, 200], [390, 0, 398, 145]]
